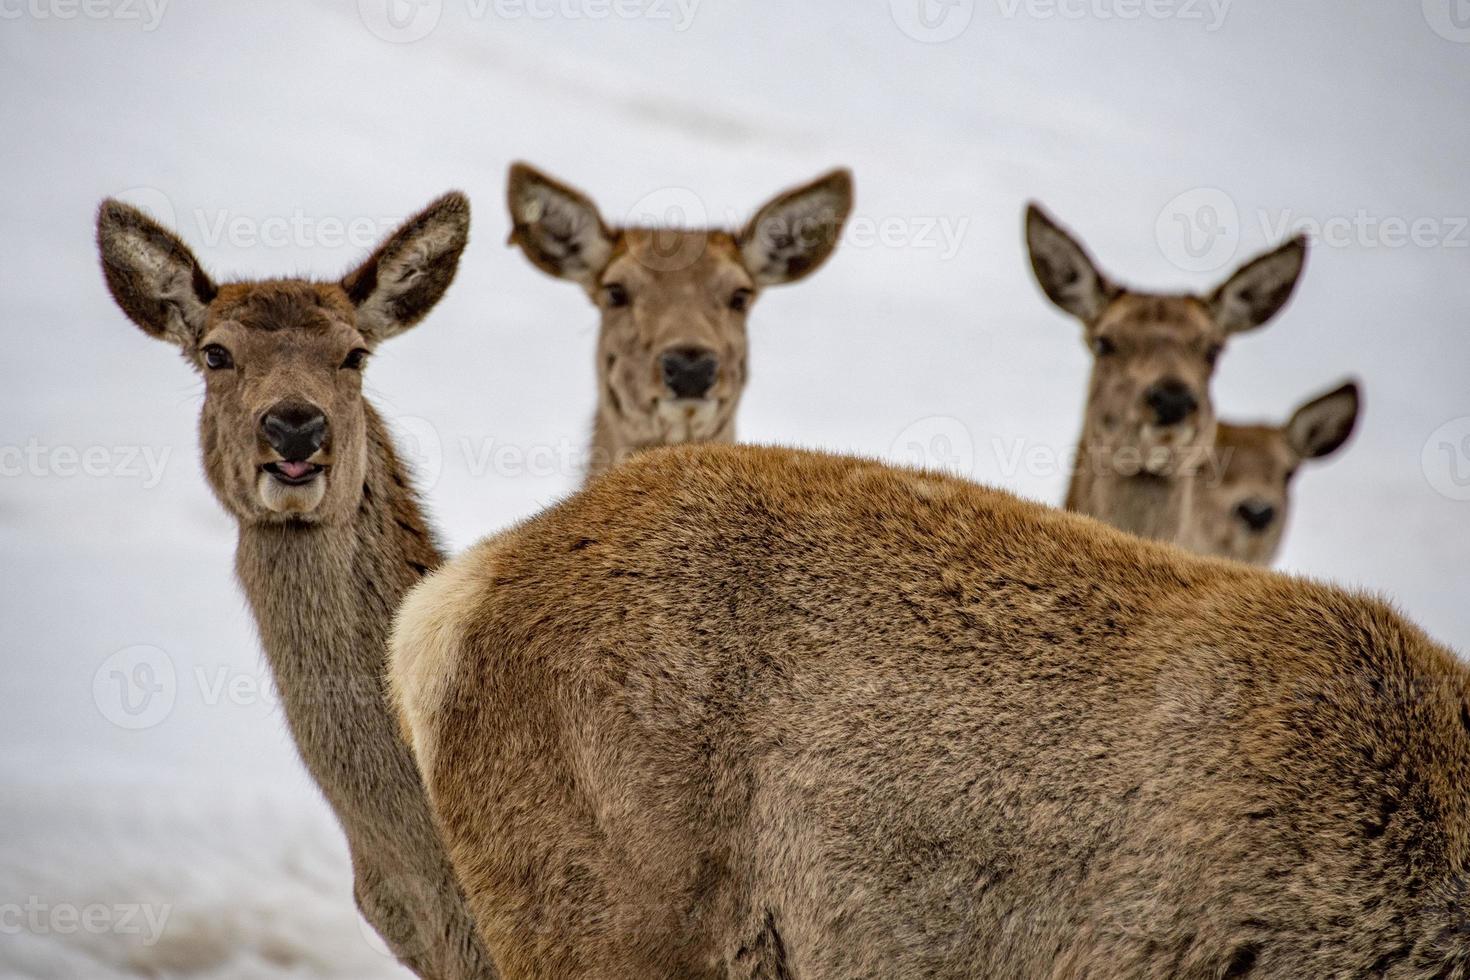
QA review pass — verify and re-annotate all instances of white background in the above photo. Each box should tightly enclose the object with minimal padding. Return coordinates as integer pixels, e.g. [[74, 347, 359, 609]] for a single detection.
[[3, 1, 1469, 975]]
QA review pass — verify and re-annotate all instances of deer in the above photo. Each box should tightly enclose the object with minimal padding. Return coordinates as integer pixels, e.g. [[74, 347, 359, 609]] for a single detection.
[[505, 162, 853, 480], [391, 441, 1470, 978], [95, 194, 494, 979], [1025, 203, 1308, 542], [1184, 380, 1361, 565]]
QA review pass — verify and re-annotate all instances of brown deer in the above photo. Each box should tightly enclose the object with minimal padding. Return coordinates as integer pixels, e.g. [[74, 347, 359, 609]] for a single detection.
[[95, 195, 494, 978], [505, 162, 853, 480], [1026, 203, 1308, 541], [392, 442, 1470, 978], [1185, 380, 1360, 565]]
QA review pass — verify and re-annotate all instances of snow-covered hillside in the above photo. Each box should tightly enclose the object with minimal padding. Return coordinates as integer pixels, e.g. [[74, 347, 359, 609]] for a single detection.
[[3, 1, 1468, 975]]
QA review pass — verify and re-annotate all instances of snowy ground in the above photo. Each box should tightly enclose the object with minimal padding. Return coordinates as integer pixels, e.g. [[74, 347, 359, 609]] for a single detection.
[[3, 1, 1469, 975]]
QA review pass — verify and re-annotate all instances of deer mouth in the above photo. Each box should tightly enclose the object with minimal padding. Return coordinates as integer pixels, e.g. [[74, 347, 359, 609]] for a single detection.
[[655, 396, 723, 441], [262, 461, 325, 486]]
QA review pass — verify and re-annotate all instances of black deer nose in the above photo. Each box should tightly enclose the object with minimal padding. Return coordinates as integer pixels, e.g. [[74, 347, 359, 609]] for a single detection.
[[1235, 499, 1277, 532], [260, 401, 328, 462], [660, 347, 719, 399], [1145, 379, 1199, 427]]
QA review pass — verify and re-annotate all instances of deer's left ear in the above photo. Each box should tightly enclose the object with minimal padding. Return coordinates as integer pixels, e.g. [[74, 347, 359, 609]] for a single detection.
[[739, 168, 853, 286], [343, 191, 471, 345], [1287, 380, 1360, 460], [1208, 235, 1308, 335]]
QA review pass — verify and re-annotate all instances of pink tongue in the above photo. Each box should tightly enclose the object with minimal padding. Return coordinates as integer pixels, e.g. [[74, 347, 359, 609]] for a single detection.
[[277, 461, 313, 479]]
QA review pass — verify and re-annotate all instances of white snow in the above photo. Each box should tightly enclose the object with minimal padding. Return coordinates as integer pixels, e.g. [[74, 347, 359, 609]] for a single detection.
[[2, 1, 1468, 975]]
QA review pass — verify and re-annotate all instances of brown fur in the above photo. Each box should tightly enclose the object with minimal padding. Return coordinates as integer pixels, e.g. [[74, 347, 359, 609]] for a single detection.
[[96, 195, 494, 978], [506, 162, 853, 479], [1025, 203, 1308, 542], [394, 443, 1470, 979], [1186, 381, 1361, 565]]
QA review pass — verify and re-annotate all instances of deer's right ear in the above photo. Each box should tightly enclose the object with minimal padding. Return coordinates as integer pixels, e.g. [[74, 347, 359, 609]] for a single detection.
[[1287, 380, 1360, 461], [1025, 203, 1112, 323], [506, 162, 613, 289], [96, 200, 216, 348], [342, 191, 471, 346]]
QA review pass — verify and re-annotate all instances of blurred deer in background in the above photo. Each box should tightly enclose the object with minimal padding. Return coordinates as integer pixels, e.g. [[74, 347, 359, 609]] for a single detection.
[[1185, 380, 1360, 565], [391, 442, 1470, 979], [506, 162, 853, 480], [96, 195, 494, 979], [1025, 203, 1307, 541]]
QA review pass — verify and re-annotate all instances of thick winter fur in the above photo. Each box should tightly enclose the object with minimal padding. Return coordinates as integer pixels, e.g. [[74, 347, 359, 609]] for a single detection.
[[1185, 380, 1361, 565], [394, 443, 1470, 979], [1026, 203, 1308, 541], [506, 162, 853, 480], [96, 195, 494, 979]]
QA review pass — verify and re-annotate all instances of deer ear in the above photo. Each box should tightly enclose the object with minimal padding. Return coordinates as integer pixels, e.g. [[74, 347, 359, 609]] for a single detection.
[[1287, 380, 1360, 460], [1208, 235, 1307, 335], [506, 162, 614, 289], [96, 199, 216, 348], [1025, 203, 1113, 323], [739, 168, 853, 286], [342, 191, 471, 345]]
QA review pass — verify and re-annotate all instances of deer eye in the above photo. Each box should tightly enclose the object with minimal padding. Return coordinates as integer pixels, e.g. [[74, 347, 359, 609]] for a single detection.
[[602, 283, 630, 308], [341, 348, 370, 371], [728, 288, 754, 313], [1092, 336, 1117, 357], [201, 344, 234, 370]]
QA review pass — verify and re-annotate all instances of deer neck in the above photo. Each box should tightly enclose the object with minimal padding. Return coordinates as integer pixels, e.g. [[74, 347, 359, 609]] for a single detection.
[[587, 403, 736, 481], [233, 403, 441, 818], [1066, 430, 1193, 543]]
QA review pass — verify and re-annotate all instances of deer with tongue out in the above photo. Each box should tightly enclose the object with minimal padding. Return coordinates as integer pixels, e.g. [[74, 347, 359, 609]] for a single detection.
[[96, 192, 495, 979]]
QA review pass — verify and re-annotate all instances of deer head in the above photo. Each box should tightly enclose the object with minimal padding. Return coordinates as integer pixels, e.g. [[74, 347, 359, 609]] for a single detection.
[[1027, 203, 1307, 481], [506, 163, 852, 469], [96, 192, 470, 525], [1190, 381, 1360, 565]]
